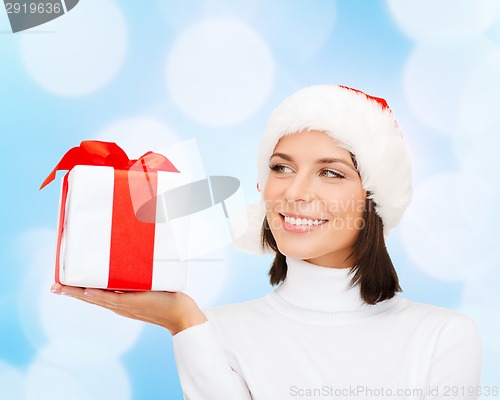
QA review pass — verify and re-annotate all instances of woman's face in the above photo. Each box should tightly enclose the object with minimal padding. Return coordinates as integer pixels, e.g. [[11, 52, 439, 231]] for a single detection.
[[263, 130, 366, 268]]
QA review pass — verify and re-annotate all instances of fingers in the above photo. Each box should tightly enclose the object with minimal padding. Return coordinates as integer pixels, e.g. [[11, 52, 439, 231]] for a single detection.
[[50, 285, 107, 310], [54, 284, 86, 297], [50, 284, 123, 310], [50, 282, 64, 293], [82, 288, 128, 306], [50, 284, 156, 318], [77, 291, 128, 311]]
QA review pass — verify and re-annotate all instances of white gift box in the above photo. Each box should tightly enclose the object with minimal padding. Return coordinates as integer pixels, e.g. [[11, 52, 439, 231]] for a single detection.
[[53, 140, 247, 291], [58, 164, 189, 291]]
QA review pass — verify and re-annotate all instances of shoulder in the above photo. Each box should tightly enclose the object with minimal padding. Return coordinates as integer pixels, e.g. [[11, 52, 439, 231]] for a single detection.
[[202, 295, 273, 322], [395, 299, 483, 382], [397, 296, 471, 320], [395, 296, 481, 344]]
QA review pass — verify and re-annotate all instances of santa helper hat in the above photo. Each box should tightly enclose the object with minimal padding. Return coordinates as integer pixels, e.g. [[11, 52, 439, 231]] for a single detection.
[[233, 84, 413, 254]]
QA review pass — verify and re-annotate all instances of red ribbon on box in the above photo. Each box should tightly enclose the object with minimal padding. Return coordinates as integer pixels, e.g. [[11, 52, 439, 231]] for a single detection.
[[41, 141, 179, 290]]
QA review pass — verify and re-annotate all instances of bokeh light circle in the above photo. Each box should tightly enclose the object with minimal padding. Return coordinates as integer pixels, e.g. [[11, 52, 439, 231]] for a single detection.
[[387, 0, 500, 42], [20, 0, 127, 97], [166, 17, 275, 126], [25, 356, 131, 400], [96, 117, 180, 158], [255, 0, 336, 60], [455, 143, 500, 234], [0, 362, 24, 400], [39, 283, 144, 360], [25, 362, 88, 400], [459, 50, 500, 143], [399, 173, 495, 281], [403, 39, 497, 134]]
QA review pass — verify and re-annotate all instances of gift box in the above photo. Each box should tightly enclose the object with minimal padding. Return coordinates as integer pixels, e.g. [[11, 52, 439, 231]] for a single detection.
[[41, 140, 247, 291]]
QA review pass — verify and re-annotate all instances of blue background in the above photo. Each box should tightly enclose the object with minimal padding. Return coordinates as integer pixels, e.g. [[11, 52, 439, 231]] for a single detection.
[[1, 0, 499, 398]]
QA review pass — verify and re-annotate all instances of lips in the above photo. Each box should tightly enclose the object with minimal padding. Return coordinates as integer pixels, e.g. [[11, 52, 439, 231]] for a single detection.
[[280, 213, 328, 224], [279, 213, 328, 229]]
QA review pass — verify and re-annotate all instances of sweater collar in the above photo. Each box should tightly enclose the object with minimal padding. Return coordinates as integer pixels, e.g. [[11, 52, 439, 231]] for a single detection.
[[275, 257, 367, 313]]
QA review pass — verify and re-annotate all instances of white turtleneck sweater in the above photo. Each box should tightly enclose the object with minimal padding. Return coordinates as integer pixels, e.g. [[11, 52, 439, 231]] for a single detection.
[[172, 258, 482, 400]]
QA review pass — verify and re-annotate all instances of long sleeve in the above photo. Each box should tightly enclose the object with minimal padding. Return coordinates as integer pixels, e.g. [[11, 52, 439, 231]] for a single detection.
[[424, 317, 483, 400], [172, 321, 253, 400]]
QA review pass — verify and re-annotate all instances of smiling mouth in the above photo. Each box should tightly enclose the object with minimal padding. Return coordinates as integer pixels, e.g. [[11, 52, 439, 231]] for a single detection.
[[280, 213, 328, 227]]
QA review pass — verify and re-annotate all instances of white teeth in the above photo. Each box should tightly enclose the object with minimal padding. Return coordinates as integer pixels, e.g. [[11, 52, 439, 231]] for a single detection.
[[283, 215, 326, 226]]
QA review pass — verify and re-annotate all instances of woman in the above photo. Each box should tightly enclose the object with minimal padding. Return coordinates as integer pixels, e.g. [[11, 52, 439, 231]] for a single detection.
[[51, 85, 482, 399]]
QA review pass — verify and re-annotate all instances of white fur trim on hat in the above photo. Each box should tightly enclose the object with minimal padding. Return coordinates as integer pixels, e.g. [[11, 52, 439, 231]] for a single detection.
[[233, 84, 413, 255]]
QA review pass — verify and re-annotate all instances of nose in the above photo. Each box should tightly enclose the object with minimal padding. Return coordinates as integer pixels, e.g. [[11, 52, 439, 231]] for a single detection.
[[284, 173, 315, 203]]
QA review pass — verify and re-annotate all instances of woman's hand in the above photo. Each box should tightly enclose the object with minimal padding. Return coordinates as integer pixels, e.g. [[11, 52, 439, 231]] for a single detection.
[[50, 283, 208, 336]]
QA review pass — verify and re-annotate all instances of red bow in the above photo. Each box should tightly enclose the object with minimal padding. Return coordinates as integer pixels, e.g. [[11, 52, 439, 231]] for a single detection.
[[40, 140, 179, 189]]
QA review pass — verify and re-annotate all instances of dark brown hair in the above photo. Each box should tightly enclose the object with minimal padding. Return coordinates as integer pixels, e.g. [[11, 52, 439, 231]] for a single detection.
[[261, 196, 402, 305]]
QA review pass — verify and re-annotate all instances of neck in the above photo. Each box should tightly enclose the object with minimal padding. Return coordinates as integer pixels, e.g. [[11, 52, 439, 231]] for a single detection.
[[277, 257, 364, 312], [265, 257, 400, 323]]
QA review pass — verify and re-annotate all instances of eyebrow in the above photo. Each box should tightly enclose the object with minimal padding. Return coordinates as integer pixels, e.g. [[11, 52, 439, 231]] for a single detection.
[[270, 152, 358, 172]]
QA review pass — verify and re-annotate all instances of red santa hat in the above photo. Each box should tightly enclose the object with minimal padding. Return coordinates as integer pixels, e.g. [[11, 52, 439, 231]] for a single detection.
[[233, 84, 413, 254]]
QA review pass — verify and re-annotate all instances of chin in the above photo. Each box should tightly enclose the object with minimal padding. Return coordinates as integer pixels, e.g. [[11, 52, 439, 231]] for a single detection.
[[275, 241, 320, 261]]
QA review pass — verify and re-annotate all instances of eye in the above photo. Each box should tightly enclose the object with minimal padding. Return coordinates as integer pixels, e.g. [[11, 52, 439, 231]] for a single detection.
[[269, 164, 294, 174], [320, 169, 345, 179]]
